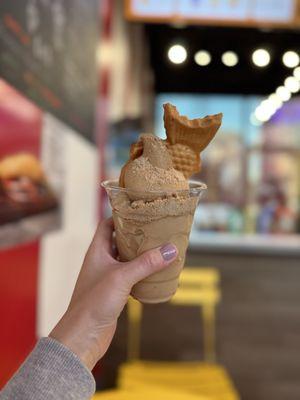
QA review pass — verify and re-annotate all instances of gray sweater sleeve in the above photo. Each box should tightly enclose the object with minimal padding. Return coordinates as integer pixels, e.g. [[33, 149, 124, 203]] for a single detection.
[[0, 337, 96, 400]]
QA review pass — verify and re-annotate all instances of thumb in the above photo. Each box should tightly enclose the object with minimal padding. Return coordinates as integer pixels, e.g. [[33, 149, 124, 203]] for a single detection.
[[122, 243, 178, 286]]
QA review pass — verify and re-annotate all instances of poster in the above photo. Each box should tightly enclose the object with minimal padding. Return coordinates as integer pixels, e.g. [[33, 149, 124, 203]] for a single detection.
[[0, 0, 99, 140], [0, 80, 63, 250]]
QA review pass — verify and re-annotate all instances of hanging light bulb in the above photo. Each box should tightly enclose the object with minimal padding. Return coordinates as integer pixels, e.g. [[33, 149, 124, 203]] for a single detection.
[[194, 50, 211, 66], [284, 76, 300, 93], [252, 49, 271, 67], [168, 44, 187, 64], [221, 51, 239, 67], [282, 51, 299, 68]]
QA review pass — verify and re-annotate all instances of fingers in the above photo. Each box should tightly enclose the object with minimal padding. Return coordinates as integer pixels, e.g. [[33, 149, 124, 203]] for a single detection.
[[92, 217, 114, 254], [121, 243, 178, 286], [73, 218, 116, 300]]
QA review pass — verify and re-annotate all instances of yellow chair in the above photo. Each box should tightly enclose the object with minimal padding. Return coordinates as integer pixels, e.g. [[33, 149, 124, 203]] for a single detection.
[[93, 386, 207, 400], [118, 267, 240, 400], [127, 268, 220, 363], [119, 363, 238, 400]]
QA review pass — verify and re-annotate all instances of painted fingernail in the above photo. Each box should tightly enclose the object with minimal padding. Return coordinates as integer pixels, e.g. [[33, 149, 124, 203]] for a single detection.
[[160, 243, 177, 261]]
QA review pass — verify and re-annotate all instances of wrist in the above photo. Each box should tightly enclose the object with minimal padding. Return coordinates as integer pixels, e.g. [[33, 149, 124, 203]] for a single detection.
[[49, 310, 116, 370], [50, 312, 99, 370]]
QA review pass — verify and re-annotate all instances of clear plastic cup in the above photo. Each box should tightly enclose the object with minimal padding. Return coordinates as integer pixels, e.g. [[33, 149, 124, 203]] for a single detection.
[[102, 180, 206, 304]]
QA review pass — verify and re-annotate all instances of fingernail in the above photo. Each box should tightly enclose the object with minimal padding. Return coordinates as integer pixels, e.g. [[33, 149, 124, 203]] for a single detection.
[[160, 243, 177, 261]]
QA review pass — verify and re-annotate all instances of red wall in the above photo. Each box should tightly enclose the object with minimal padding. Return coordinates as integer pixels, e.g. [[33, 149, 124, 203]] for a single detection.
[[0, 81, 42, 386], [0, 242, 39, 386]]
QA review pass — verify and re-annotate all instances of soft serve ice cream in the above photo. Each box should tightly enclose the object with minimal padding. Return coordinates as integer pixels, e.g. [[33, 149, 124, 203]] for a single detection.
[[106, 103, 222, 303], [121, 133, 188, 199]]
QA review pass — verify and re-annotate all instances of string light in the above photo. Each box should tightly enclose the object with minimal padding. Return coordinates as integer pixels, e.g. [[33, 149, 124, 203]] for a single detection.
[[276, 86, 291, 101], [293, 66, 300, 80], [194, 50, 211, 66], [268, 94, 282, 110], [282, 51, 299, 68], [252, 49, 270, 67], [255, 106, 271, 122], [168, 44, 187, 64], [221, 51, 239, 67], [284, 76, 300, 93]]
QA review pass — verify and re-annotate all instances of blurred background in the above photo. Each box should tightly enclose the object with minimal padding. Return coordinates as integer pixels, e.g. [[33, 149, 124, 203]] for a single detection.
[[0, 1, 300, 399]]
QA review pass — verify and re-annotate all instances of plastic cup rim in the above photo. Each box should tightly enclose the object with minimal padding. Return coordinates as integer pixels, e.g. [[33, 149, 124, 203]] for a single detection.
[[101, 179, 207, 196]]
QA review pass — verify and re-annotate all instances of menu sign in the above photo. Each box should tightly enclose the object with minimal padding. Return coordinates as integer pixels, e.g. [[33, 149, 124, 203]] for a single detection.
[[126, 0, 298, 28], [0, 0, 99, 141]]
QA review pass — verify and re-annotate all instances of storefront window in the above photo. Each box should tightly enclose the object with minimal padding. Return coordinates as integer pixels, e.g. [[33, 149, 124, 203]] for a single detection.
[[155, 94, 300, 236]]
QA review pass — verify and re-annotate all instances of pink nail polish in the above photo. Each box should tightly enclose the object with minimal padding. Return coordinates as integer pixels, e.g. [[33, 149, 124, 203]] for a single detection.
[[160, 243, 177, 261]]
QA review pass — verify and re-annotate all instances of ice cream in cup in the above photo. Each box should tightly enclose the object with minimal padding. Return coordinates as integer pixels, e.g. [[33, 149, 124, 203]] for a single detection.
[[102, 104, 222, 303]]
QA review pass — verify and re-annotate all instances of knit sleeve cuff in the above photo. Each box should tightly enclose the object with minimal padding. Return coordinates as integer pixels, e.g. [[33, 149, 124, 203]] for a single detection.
[[1, 337, 95, 400]]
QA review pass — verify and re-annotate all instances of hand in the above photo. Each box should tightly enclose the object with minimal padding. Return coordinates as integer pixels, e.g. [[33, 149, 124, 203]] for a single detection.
[[50, 218, 178, 370]]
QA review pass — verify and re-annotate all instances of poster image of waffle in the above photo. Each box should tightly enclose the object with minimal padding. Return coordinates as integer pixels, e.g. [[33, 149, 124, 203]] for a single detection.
[[0, 81, 63, 249], [0, 153, 58, 225]]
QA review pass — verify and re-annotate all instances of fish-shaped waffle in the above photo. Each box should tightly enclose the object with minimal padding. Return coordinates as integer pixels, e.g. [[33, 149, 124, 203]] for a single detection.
[[119, 103, 222, 186]]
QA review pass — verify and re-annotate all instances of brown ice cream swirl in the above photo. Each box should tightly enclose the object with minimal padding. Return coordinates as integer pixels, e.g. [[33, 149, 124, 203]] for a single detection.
[[121, 134, 188, 200]]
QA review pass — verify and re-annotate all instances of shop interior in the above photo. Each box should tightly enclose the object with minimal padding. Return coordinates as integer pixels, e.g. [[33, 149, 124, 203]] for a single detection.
[[0, 1, 300, 400]]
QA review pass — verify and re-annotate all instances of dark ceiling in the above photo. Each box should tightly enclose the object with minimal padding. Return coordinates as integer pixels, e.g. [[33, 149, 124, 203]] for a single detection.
[[145, 24, 300, 95]]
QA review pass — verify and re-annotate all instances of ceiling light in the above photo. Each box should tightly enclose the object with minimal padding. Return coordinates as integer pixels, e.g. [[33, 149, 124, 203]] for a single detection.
[[260, 99, 277, 115], [293, 66, 300, 80], [250, 113, 262, 126], [168, 44, 187, 64], [255, 106, 270, 122], [252, 49, 271, 67], [282, 51, 299, 68], [268, 94, 282, 110], [276, 86, 291, 101], [259, 101, 277, 121], [221, 51, 238, 67], [194, 50, 211, 66], [284, 76, 300, 93]]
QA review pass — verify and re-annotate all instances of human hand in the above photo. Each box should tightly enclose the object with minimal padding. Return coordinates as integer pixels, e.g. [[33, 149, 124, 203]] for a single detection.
[[50, 218, 178, 370]]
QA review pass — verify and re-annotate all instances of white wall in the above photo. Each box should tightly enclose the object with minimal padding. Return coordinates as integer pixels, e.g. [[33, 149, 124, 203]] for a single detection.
[[37, 114, 98, 336]]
